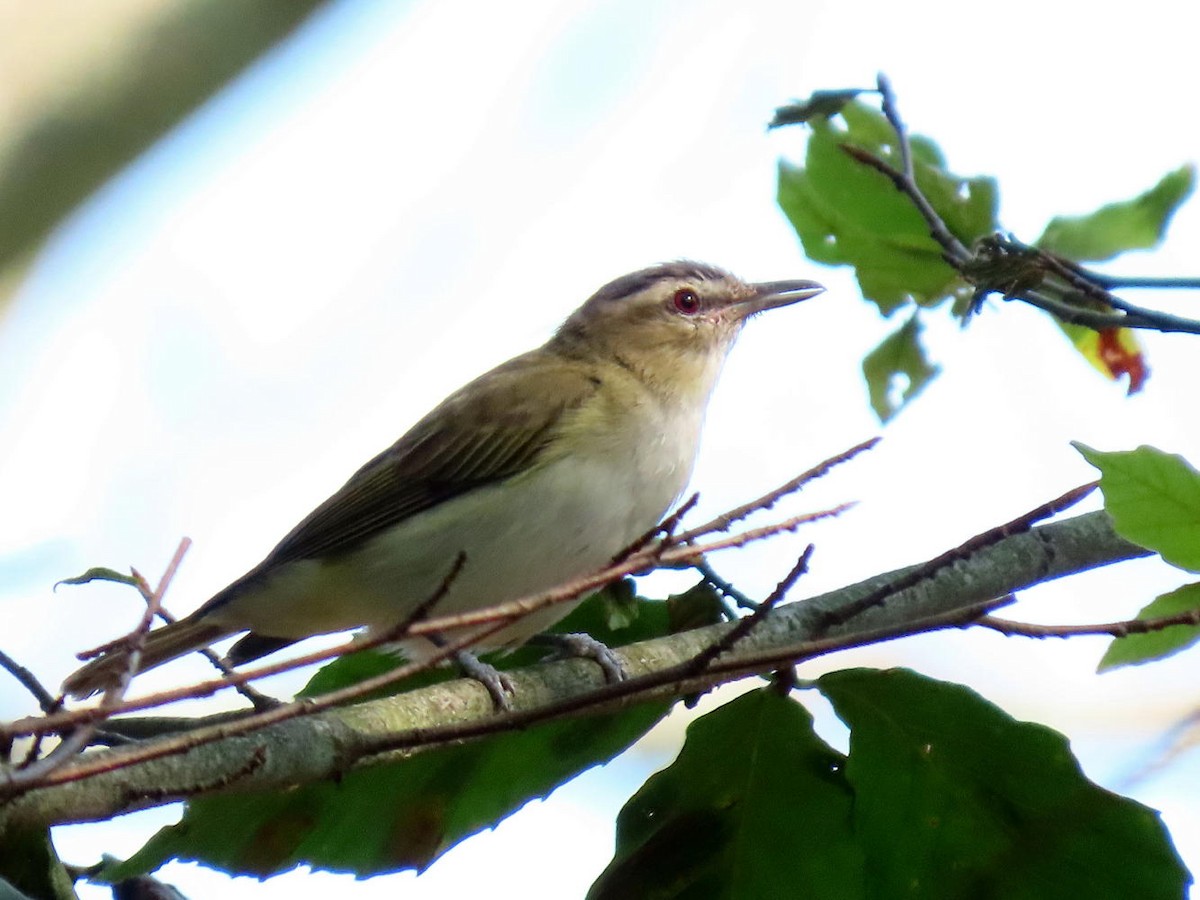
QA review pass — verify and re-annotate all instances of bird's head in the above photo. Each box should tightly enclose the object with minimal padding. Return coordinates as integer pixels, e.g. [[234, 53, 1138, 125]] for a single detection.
[[550, 261, 824, 392]]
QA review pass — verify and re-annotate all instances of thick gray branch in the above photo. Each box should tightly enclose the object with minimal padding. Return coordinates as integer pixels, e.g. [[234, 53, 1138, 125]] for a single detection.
[[0, 510, 1148, 834]]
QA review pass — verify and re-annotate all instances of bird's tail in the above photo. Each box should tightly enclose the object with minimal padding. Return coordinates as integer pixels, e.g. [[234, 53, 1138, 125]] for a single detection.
[[62, 615, 229, 699]]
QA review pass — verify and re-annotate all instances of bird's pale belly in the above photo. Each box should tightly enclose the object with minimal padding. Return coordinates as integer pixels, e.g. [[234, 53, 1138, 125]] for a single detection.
[[211, 442, 693, 657]]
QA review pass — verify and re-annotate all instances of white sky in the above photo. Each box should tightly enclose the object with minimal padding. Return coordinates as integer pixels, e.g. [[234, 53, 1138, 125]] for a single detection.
[[2, 0, 1199, 897]]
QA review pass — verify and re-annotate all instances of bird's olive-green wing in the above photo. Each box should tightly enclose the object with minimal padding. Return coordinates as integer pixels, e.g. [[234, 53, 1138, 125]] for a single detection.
[[250, 351, 600, 569]]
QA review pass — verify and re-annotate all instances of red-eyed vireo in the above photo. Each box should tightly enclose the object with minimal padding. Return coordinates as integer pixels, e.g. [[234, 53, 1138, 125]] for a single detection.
[[64, 262, 823, 699]]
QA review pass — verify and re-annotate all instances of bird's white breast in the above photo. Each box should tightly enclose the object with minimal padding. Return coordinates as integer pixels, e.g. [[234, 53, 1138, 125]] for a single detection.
[[223, 373, 711, 655]]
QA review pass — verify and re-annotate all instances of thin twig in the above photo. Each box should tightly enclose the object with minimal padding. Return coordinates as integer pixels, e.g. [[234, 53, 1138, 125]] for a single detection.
[[878, 74, 913, 194], [346, 598, 1012, 764], [0, 648, 58, 714], [695, 559, 760, 612], [684, 545, 814, 676], [34, 444, 864, 736], [872, 74, 970, 263], [20, 586, 1009, 799], [611, 492, 699, 566], [989, 236, 1200, 336], [156, 611, 277, 710], [6, 601, 542, 792], [978, 607, 1200, 638], [1086, 274, 1200, 291], [1, 540, 188, 794], [843, 78, 1200, 338], [813, 482, 1096, 635], [135, 549, 276, 710], [5, 505, 1140, 807], [3, 501, 852, 748], [377, 552, 468, 645], [675, 438, 876, 542], [111, 539, 191, 700]]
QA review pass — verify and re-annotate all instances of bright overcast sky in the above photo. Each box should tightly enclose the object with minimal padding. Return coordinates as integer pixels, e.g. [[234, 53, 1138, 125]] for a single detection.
[[2, 1, 1199, 897]]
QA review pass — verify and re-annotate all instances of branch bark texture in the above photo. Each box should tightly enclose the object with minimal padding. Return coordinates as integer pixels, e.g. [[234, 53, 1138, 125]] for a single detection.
[[0, 509, 1149, 835]]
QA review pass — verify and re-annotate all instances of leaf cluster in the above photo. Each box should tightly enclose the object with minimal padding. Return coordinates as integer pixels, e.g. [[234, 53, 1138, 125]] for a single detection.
[[774, 88, 1194, 420]]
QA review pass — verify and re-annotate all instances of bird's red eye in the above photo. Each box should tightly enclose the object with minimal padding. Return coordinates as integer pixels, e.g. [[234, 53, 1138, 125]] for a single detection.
[[672, 288, 701, 315]]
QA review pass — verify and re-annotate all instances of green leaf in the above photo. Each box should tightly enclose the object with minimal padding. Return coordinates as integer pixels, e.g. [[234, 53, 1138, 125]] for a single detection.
[[768, 89, 870, 128], [1074, 443, 1200, 571], [589, 688, 863, 900], [0, 828, 75, 900], [108, 591, 698, 880], [1098, 581, 1200, 671], [0, 879, 35, 900], [53, 566, 140, 591], [820, 668, 1190, 900], [861, 313, 939, 422], [776, 100, 998, 314], [665, 580, 727, 633], [116, 701, 669, 880], [1037, 165, 1195, 262]]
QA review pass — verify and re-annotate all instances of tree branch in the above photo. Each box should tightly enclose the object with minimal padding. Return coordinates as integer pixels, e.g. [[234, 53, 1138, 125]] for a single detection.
[[979, 608, 1200, 639], [0, 508, 1149, 835], [840, 75, 1200, 338]]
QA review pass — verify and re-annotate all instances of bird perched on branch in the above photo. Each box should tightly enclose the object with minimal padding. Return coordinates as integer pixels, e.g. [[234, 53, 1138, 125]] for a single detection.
[[64, 262, 823, 701]]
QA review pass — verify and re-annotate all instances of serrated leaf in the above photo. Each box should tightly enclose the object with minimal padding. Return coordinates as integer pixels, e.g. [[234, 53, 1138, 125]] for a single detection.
[[820, 668, 1190, 899], [53, 566, 139, 591], [1098, 582, 1200, 671], [861, 313, 939, 422], [107, 592, 698, 881], [1059, 323, 1148, 394], [776, 100, 998, 314], [1037, 165, 1195, 262], [589, 689, 863, 900], [1074, 443, 1200, 571]]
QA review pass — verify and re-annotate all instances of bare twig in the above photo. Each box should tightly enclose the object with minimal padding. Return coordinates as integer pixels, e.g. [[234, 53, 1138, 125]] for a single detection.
[[25, 442, 865, 740], [813, 482, 1096, 635], [379, 551, 468, 643], [135, 549, 277, 710], [0, 540, 188, 795], [840, 76, 1200, 338], [675, 437, 877, 541], [112, 539, 191, 699], [5, 500, 852, 745], [978, 607, 1200, 639], [0, 509, 1147, 823], [695, 558, 760, 613], [1086, 274, 1200, 291], [612, 492, 700, 566], [0, 649, 58, 714], [153, 611, 277, 710], [344, 597, 1012, 765], [684, 545, 814, 676], [970, 236, 1200, 337], [853, 74, 971, 265]]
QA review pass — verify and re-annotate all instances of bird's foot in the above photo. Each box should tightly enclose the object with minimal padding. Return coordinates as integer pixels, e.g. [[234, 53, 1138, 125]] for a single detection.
[[453, 650, 516, 712], [531, 632, 626, 683]]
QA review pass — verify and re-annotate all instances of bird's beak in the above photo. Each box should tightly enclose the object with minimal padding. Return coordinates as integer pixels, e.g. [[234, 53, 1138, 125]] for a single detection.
[[735, 279, 825, 318]]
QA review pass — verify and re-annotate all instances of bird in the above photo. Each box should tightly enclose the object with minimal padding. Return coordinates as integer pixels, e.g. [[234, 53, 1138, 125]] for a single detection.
[[63, 261, 823, 700]]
